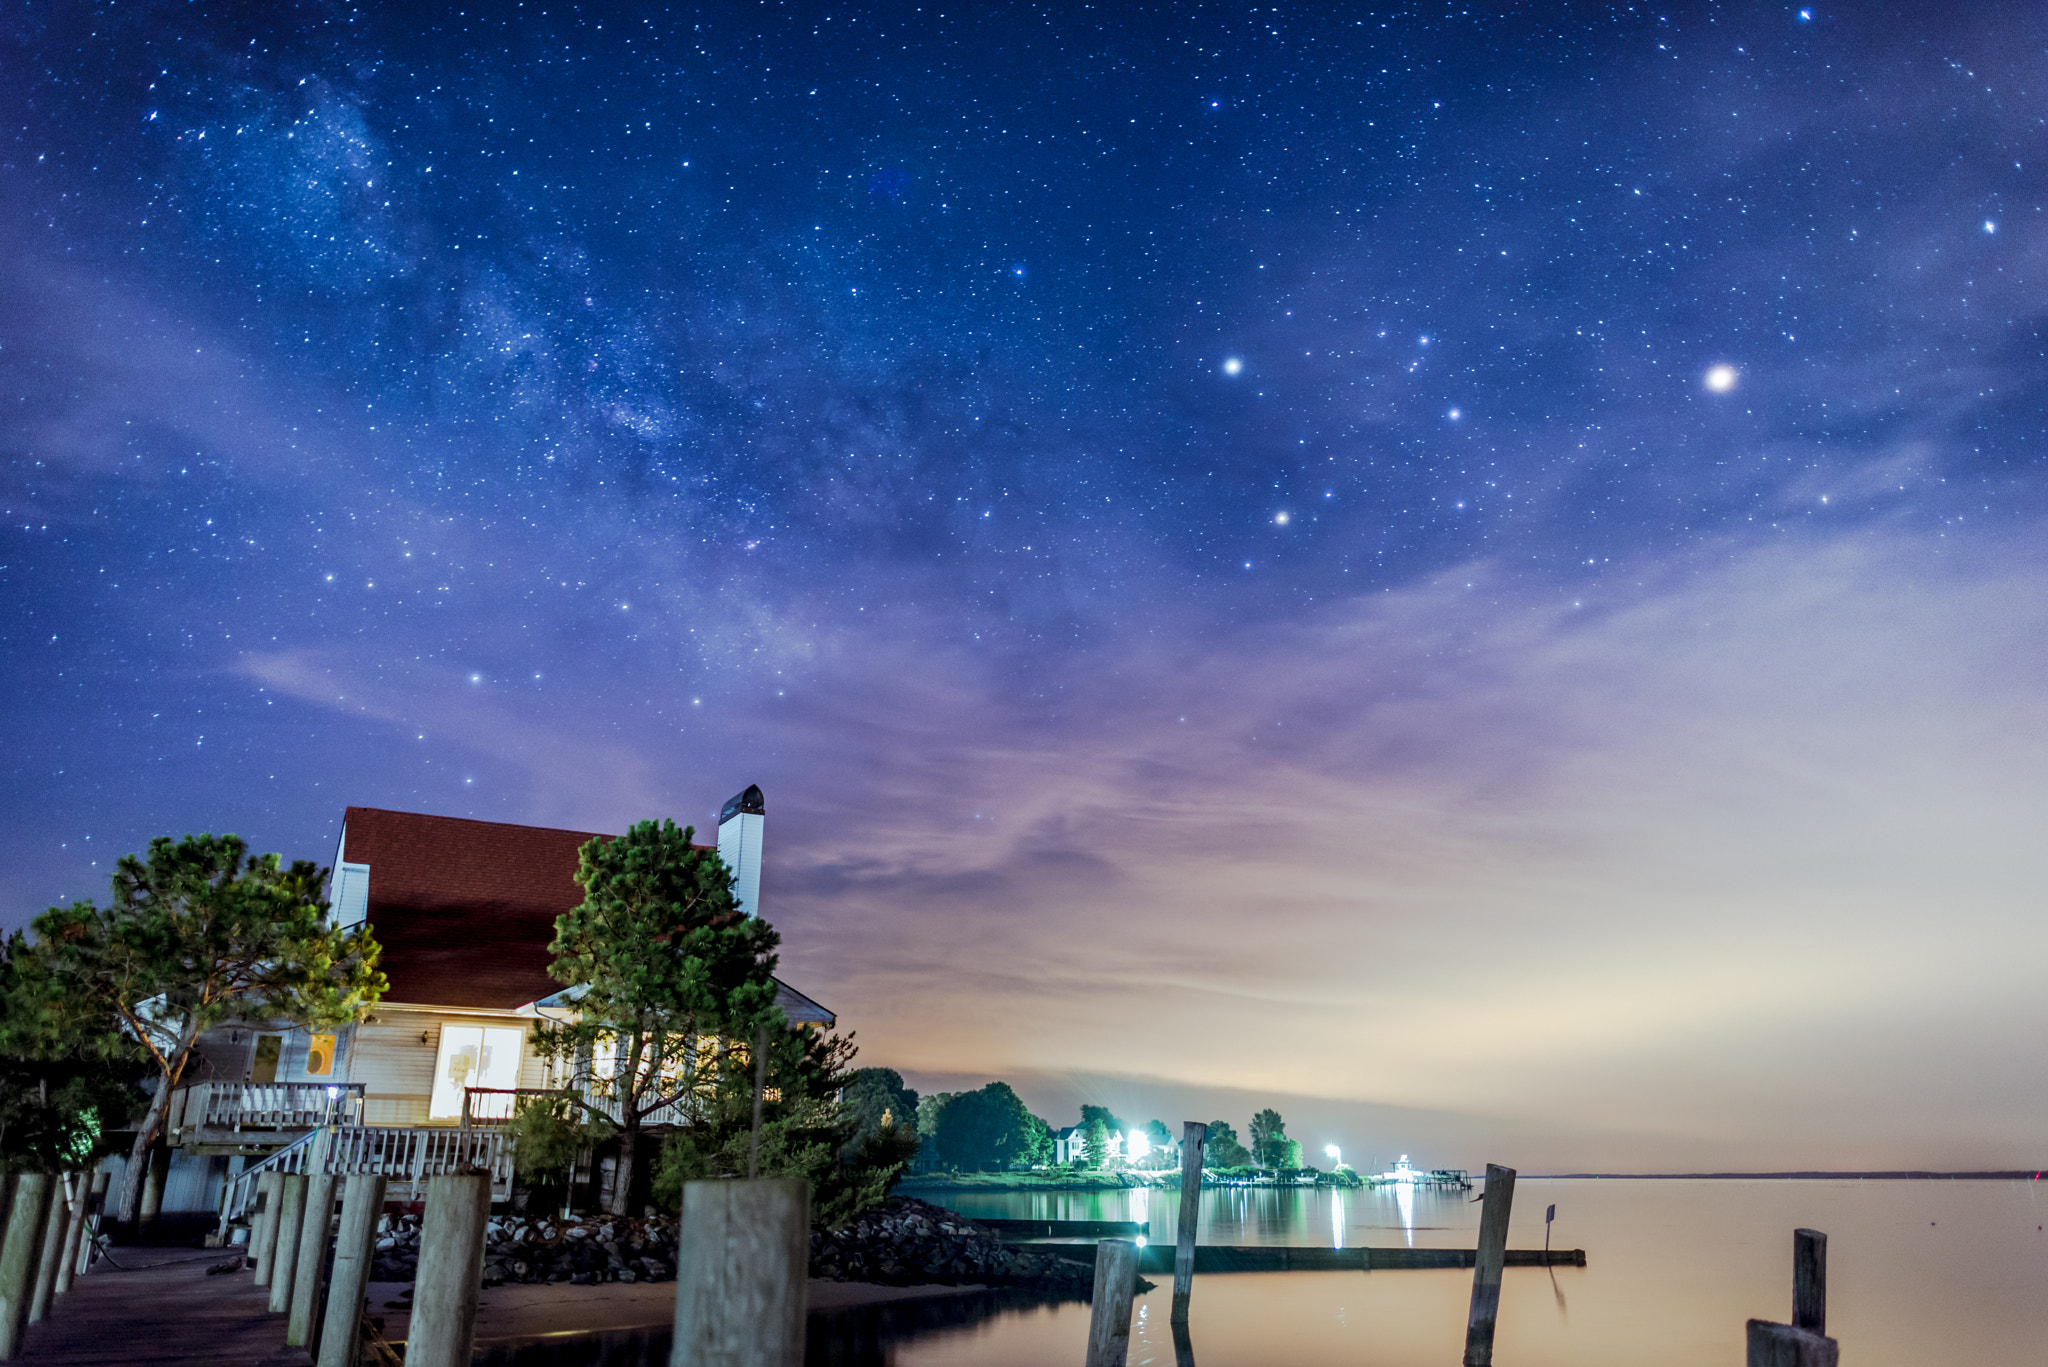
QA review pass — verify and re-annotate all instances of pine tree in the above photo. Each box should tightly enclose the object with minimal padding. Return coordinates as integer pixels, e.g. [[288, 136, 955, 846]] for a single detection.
[[534, 818, 782, 1215], [34, 834, 385, 1222]]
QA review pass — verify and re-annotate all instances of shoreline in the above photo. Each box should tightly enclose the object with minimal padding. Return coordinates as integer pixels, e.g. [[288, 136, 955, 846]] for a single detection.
[[372, 1276, 1004, 1351]]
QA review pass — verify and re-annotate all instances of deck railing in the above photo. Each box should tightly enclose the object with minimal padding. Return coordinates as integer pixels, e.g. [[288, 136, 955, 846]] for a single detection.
[[218, 1123, 515, 1227], [169, 1081, 366, 1138]]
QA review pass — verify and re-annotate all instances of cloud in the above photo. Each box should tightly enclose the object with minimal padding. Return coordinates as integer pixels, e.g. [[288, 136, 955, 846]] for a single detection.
[[755, 521, 2048, 1166]]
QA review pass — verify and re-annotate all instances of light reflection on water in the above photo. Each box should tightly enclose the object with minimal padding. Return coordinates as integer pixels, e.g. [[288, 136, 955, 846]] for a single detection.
[[891, 1178, 2048, 1367]]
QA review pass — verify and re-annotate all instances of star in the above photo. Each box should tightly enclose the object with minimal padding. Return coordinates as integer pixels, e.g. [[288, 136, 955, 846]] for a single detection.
[[1703, 364, 1740, 393]]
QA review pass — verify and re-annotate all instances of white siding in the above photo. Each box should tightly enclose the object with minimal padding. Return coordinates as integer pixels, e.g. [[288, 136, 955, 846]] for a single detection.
[[343, 1005, 546, 1125], [331, 861, 371, 929]]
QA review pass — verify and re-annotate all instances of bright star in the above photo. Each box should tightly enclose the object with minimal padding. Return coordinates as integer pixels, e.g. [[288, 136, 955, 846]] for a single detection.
[[1704, 363, 1739, 393], [1984, 220, 1997, 234], [1447, 407, 1462, 420], [1221, 357, 1243, 376], [1274, 511, 1290, 525]]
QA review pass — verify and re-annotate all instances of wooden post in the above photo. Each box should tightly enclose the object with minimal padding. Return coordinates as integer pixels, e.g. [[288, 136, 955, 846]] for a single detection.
[[1171, 1318, 1197, 1367], [1792, 1228, 1826, 1334], [1171, 1121, 1207, 1325], [1085, 1238, 1140, 1367], [1462, 1164, 1516, 1367], [249, 1172, 283, 1286], [266, 1175, 308, 1314], [316, 1175, 387, 1367], [671, 1177, 809, 1367], [286, 1171, 339, 1346], [137, 1144, 170, 1235], [71, 1171, 107, 1282], [27, 1176, 69, 1323], [1746, 1319, 1839, 1367], [0, 1173, 52, 1360], [53, 1177, 87, 1295], [407, 1172, 492, 1367]]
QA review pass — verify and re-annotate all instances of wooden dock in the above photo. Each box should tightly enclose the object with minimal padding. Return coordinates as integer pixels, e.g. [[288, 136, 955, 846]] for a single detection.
[[14, 1246, 305, 1367]]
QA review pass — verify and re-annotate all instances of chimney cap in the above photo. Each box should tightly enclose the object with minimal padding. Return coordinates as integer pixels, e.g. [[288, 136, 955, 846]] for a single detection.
[[720, 784, 765, 822]]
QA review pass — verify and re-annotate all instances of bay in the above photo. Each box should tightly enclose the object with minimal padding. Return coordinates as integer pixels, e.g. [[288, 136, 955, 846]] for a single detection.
[[858, 1178, 2048, 1366]]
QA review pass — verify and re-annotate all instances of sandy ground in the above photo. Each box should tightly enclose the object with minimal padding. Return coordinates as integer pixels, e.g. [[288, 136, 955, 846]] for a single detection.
[[369, 1275, 992, 1348]]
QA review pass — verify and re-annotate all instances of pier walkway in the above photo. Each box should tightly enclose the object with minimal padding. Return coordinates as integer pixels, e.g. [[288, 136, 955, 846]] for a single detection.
[[15, 1246, 306, 1367]]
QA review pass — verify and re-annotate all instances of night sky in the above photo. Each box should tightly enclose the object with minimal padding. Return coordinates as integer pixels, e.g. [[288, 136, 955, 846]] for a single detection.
[[5, 1, 2047, 1169]]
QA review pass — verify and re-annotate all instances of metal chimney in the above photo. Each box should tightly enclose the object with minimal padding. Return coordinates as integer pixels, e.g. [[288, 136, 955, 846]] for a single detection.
[[717, 784, 765, 917]]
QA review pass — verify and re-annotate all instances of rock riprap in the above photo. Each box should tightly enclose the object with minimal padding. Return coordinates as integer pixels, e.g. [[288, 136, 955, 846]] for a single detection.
[[368, 1196, 1123, 1295]]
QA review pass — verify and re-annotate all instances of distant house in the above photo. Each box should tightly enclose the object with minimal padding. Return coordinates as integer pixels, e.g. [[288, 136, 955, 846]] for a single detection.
[[138, 786, 831, 1222], [1053, 1125, 1125, 1167]]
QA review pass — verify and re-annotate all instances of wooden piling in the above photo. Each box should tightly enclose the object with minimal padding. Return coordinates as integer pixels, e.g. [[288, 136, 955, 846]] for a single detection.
[[1171, 1121, 1207, 1325], [1084, 1238, 1140, 1367], [1792, 1228, 1826, 1334], [406, 1171, 493, 1367], [671, 1177, 809, 1367], [315, 1175, 387, 1367], [286, 1171, 338, 1346], [1462, 1163, 1516, 1367], [0, 1173, 52, 1360], [1746, 1319, 1839, 1367], [70, 1171, 106, 1283], [28, 1175, 69, 1322], [137, 1145, 170, 1233], [266, 1175, 308, 1315], [248, 1172, 283, 1286], [53, 1176, 86, 1295]]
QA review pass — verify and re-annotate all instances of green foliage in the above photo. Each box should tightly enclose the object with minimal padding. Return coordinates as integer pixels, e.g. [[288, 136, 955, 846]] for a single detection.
[[533, 818, 782, 1213], [1204, 1119, 1252, 1168], [649, 1029, 910, 1228], [1080, 1116, 1113, 1169], [840, 1067, 920, 1164], [1079, 1103, 1123, 1134], [916, 1092, 956, 1144], [505, 1091, 615, 1181], [1248, 1108, 1289, 1168], [930, 1082, 1051, 1172], [1145, 1119, 1173, 1147], [32, 833, 385, 1220], [0, 930, 147, 1173]]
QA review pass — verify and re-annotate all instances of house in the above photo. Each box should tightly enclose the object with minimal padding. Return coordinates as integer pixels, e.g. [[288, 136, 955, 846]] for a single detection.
[[1051, 1124, 1178, 1168], [136, 786, 831, 1224]]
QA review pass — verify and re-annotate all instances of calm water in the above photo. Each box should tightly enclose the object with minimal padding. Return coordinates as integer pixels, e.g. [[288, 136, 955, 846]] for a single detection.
[[854, 1178, 2048, 1367]]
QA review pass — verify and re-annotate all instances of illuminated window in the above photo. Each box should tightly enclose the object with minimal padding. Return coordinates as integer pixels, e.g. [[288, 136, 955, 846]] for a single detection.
[[428, 1025, 525, 1120]]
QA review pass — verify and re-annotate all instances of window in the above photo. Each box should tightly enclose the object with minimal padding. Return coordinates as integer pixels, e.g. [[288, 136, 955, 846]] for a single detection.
[[428, 1025, 525, 1120]]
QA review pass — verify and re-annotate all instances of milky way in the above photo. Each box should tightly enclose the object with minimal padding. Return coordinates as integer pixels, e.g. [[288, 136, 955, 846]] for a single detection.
[[5, 3, 2047, 1166]]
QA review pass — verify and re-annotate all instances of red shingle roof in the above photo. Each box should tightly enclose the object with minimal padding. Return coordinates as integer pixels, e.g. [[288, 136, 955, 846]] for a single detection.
[[338, 807, 832, 1026], [340, 807, 626, 1009]]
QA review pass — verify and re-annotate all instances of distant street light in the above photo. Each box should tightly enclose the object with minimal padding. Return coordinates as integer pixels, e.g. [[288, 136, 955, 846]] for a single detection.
[[1324, 1144, 1342, 1166]]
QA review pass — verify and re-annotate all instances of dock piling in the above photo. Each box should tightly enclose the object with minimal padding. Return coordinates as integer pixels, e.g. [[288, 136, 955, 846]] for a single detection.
[[316, 1175, 387, 1367], [1084, 1238, 1140, 1367], [69, 1171, 106, 1283], [28, 1175, 69, 1322], [1171, 1120, 1207, 1325], [285, 1170, 338, 1346], [1746, 1319, 1839, 1367], [671, 1177, 809, 1367], [407, 1172, 493, 1367], [1792, 1228, 1826, 1334], [265, 1175, 308, 1315], [248, 1173, 282, 1286], [0, 1173, 53, 1360], [53, 1176, 86, 1296], [1461, 1163, 1516, 1367]]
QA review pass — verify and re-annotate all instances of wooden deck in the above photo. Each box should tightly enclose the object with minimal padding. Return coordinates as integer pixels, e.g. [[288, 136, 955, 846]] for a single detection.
[[15, 1246, 307, 1367]]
